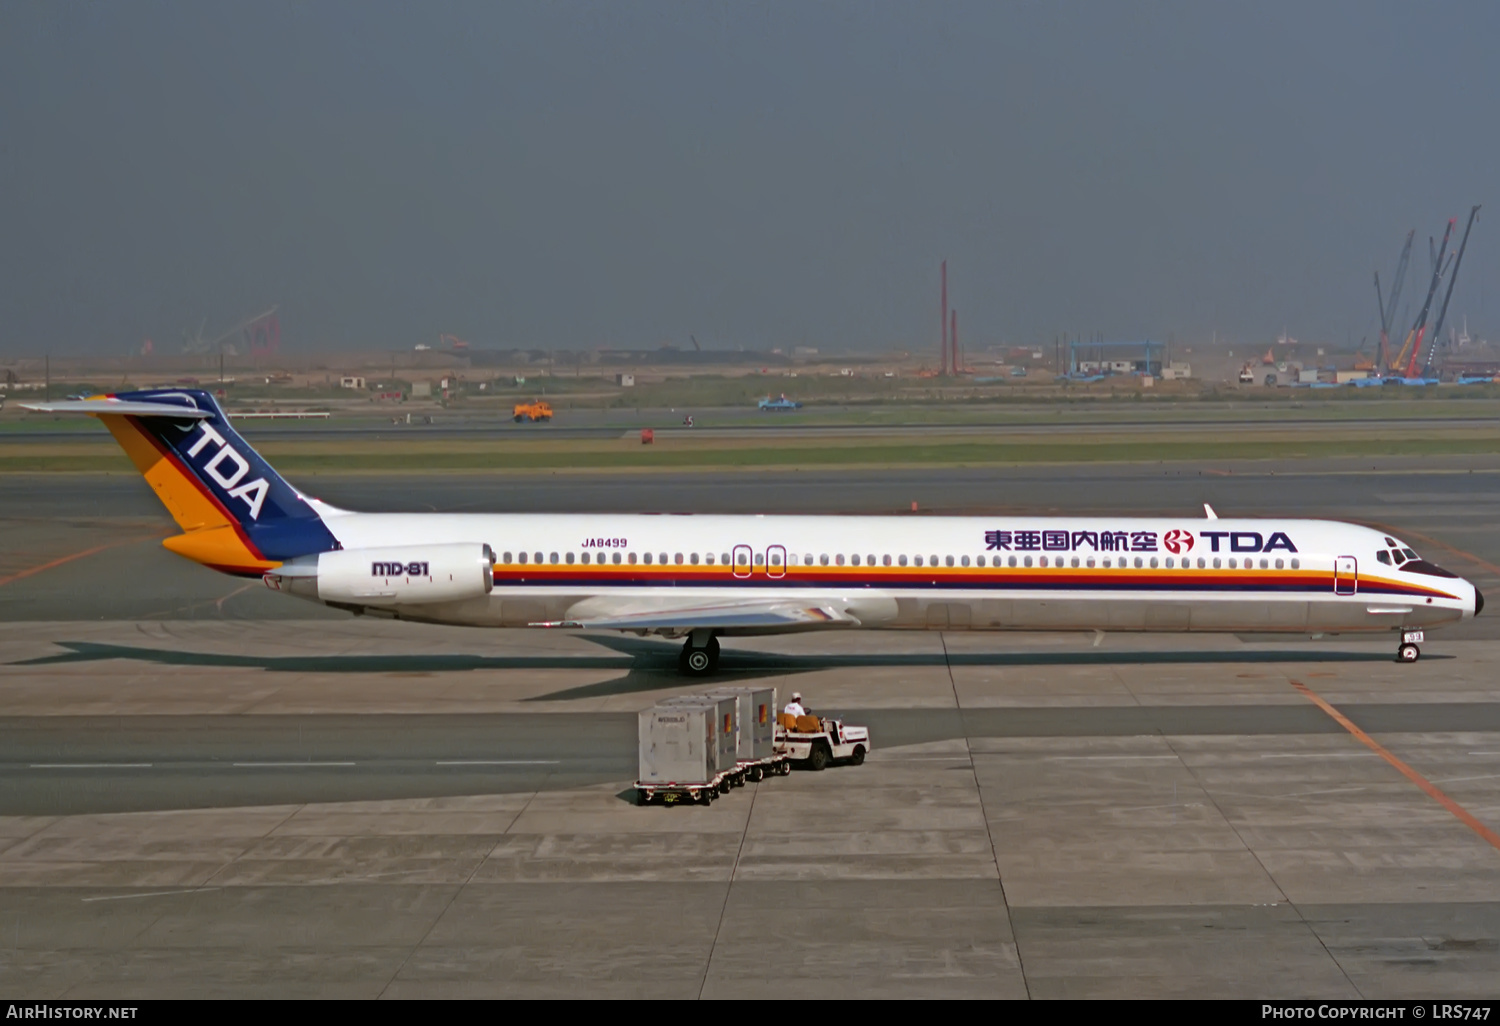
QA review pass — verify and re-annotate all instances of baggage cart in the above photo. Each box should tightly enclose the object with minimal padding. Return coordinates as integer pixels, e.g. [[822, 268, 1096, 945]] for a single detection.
[[659, 693, 743, 787], [635, 700, 730, 805], [705, 685, 792, 780]]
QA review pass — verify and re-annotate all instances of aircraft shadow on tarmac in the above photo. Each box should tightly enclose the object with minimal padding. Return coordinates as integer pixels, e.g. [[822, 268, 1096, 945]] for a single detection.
[[11, 636, 1422, 703]]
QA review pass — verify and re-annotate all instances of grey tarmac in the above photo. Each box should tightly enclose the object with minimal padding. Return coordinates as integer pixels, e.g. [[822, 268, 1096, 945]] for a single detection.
[[1, 462, 1499, 997]]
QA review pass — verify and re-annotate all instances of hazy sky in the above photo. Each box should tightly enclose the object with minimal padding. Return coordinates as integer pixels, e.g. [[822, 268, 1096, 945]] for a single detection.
[[2, 1, 1496, 356]]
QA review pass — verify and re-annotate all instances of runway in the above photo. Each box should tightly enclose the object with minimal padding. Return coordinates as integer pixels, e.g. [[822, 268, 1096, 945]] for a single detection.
[[2, 460, 1500, 996]]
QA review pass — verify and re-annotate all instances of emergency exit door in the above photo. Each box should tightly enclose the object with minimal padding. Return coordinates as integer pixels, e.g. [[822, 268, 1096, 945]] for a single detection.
[[731, 544, 752, 579], [767, 545, 786, 579], [1334, 556, 1357, 595]]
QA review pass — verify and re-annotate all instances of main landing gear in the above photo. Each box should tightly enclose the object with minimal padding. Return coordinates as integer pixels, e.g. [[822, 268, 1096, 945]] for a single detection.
[[678, 632, 720, 676]]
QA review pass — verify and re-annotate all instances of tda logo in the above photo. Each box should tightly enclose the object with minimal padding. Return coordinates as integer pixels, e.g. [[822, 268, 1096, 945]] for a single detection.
[[1200, 530, 1297, 553], [180, 423, 270, 520], [1163, 529, 1194, 554]]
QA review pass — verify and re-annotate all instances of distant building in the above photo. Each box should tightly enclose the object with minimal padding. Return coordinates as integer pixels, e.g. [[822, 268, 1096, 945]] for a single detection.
[[616, 373, 635, 387], [339, 376, 366, 389], [1161, 362, 1192, 380], [410, 381, 432, 398]]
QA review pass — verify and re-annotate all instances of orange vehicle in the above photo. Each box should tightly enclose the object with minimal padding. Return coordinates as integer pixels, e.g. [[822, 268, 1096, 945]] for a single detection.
[[512, 400, 553, 423]]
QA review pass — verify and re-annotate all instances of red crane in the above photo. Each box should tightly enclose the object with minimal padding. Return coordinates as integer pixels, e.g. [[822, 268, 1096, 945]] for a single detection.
[[1395, 218, 1455, 378]]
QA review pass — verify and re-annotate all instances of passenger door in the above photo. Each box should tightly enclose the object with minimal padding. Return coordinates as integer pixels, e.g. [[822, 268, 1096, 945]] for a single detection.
[[766, 545, 787, 579], [732, 544, 753, 579], [1334, 556, 1357, 596]]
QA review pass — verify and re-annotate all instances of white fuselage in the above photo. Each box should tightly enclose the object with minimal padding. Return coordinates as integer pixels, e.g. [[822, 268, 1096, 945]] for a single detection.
[[299, 507, 1479, 637]]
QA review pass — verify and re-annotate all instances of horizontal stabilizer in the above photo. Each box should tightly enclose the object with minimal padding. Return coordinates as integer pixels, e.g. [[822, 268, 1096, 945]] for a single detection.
[[21, 399, 211, 419], [534, 601, 858, 632]]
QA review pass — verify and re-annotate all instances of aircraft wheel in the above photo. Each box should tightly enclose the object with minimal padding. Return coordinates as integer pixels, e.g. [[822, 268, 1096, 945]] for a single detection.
[[678, 636, 720, 676], [1397, 643, 1421, 664]]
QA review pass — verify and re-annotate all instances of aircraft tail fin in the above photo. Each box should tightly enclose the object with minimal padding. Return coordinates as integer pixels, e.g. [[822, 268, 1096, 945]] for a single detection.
[[24, 390, 339, 574]]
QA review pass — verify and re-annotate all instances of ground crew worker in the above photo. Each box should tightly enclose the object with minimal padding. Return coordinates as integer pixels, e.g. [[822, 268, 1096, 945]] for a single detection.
[[783, 692, 806, 718]]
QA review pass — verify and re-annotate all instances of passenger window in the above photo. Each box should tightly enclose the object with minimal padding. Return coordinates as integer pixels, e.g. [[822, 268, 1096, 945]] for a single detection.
[[1008, 556, 1017, 568], [1135, 557, 1144, 569], [1102, 559, 1111, 568], [1259, 558, 1268, 569], [914, 556, 923, 567], [550, 552, 559, 564], [898, 555, 908, 567], [659, 553, 668, 565], [961, 555, 970, 567], [803, 554, 814, 566], [1196, 558, 1205, 569], [849, 554, 859, 566], [1023, 556, 1033, 568], [835, 554, 845, 566], [674, 553, 684, 565], [579, 552, 588, 565], [736, 552, 749, 566], [1086, 558, 1095, 568], [883, 555, 892, 566], [945, 555, 955, 567], [1164, 557, 1173, 568], [1228, 558, 1237, 569], [1039, 557, 1048, 568], [502, 552, 512, 564], [706, 553, 716, 565], [1213, 558, 1221, 569], [1149, 557, 1158, 568], [866, 554, 876, 566], [1376, 551, 1391, 565], [613, 552, 622, 565], [929, 555, 938, 567], [643, 553, 653, 565], [1291, 559, 1300, 569], [628, 553, 638, 564], [1071, 557, 1079, 568], [721, 553, 730, 565], [1274, 558, 1284, 570], [819, 554, 829, 566], [517, 552, 527, 564]]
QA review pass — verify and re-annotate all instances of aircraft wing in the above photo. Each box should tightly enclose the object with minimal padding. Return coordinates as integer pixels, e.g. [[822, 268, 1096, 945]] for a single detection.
[[22, 399, 211, 418], [534, 600, 860, 632]]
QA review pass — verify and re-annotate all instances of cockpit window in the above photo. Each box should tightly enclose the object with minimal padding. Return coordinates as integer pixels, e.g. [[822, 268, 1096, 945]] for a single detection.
[[1384, 536, 1398, 546], [1402, 560, 1459, 579], [1402, 548, 1419, 561], [1376, 551, 1391, 565], [1393, 550, 1407, 564]]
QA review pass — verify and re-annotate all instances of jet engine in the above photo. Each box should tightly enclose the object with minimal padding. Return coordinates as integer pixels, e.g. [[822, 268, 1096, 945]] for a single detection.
[[266, 543, 495, 607]]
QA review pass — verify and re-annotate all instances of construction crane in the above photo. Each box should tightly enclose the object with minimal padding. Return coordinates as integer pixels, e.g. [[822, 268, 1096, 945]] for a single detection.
[[1374, 230, 1414, 372], [689, 334, 701, 352], [1392, 218, 1455, 377], [1423, 205, 1481, 376]]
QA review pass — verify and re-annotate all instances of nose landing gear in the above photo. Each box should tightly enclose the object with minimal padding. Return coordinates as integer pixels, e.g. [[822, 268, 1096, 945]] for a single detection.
[[1397, 642, 1421, 663]]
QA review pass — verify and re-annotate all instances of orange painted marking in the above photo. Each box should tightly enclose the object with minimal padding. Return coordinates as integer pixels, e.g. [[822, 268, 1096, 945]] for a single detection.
[[0, 535, 159, 588], [1290, 679, 1500, 853]]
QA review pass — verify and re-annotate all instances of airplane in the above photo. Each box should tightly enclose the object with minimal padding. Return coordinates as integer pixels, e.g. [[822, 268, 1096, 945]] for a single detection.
[[25, 389, 1484, 675]]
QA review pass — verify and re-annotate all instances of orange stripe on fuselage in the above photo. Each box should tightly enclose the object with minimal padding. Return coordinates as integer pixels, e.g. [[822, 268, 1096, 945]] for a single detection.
[[98, 414, 276, 574]]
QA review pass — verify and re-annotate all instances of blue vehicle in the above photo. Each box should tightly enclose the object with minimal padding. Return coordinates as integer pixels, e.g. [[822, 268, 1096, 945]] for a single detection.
[[758, 394, 802, 411]]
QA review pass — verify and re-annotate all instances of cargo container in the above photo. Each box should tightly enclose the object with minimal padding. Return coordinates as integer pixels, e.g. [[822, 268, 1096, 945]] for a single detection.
[[704, 685, 790, 780], [636, 703, 723, 805], [659, 694, 739, 781]]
